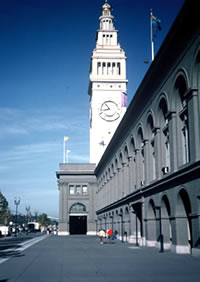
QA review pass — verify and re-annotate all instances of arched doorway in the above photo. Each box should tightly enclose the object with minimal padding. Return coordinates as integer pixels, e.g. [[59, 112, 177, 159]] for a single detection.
[[146, 199, 156, 246], [69, 203, 87, 235], [175, 189, 192, 253], [161, 195, 171, 250]]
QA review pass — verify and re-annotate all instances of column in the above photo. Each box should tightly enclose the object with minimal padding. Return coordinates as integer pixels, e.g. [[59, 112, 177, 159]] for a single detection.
[[117, 168, 121, 200], [153, 127, 161, 180], [144, 139, 150, 185], [168, 111, 178, 172], [58, 182, 69, 235], [127, 157, 132, 194], [135, 149, 140, 189]]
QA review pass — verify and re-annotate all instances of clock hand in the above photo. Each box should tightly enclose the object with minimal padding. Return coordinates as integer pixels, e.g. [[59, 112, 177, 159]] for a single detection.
[[103, 103, 110, 111]]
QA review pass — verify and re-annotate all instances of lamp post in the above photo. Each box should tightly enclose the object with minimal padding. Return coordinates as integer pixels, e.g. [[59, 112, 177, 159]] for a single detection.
[[154, 206, 164, 253], [25, 205, 30, 224], [104, 215, 107, 232], [110, 215, 114, 233], [95, 219, 97, 235], [119, 213, 124, 242], [14, 197, 20, 235]]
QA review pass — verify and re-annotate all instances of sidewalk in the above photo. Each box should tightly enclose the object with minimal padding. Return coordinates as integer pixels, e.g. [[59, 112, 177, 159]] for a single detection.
[[0, 235, 199, 282]]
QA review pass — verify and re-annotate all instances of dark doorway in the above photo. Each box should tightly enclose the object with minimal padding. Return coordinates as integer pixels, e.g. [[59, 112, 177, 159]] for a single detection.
[[69, 216, 87, 235]]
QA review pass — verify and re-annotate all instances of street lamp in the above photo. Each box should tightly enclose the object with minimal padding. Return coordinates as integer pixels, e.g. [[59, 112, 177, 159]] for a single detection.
[[154, 206, 164, 253], [25, 205, 30, 224], [118, 213, 124, 242], [95, 219, 98, 235], [110, 214, 114, 233], [14, 197, 20, 235], [104, 215, 107, 231]]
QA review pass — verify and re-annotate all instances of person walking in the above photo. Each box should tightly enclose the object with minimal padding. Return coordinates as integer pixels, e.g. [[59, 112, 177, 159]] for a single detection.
[[107, 227, 113, 244], [99, 228, 105, 244]]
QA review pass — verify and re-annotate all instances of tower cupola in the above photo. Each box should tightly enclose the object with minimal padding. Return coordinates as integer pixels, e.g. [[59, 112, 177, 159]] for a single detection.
[[102, 2, 111, 16], [99, 1, 114, 31]]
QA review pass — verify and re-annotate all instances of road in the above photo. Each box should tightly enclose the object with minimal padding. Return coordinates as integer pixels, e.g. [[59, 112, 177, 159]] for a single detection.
[[0, 235, 199, 282]]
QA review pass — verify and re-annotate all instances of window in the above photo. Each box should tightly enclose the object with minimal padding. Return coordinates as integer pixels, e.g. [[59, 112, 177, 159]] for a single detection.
[[82, 186, 88, 195], [70, 203, 86, 213], [69, 185, 88, 196], [180, 110, 189, 163], [112, 62, 115, 75], [107, 62, 111, 75], [102, 62, 106, 75], [117, 63, 121, 75], [175, 75, 189, 165], [97, 62, 101, 75], [69, 186, 75, 195], [76, 185, 81, 195]]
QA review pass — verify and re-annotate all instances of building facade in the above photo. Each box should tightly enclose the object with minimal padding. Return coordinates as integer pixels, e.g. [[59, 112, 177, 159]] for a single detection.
[[56, 164, 97, 235], [95, 1, 200, 256], [57, 1, 200, 256]]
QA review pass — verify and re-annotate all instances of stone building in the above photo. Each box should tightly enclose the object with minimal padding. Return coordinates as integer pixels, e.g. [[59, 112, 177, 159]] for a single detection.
[[57, 0, 200, 257], [56, 163, 96, 235]]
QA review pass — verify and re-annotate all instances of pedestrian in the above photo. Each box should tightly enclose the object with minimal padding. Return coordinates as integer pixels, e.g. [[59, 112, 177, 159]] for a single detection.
[[107, 227, 113, 243], [99, 228, 105, 244], [113, 230, 118, 240]]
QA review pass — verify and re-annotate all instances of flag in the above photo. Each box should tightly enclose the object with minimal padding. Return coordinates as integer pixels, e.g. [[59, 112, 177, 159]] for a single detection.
[[121, 92, 128, 107], [64, 136, 69, 142], [151, 14, 161, 37]]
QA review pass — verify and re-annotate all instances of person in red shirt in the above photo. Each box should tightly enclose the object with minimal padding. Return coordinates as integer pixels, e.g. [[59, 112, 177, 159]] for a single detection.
[[107, 228, 113, 243]]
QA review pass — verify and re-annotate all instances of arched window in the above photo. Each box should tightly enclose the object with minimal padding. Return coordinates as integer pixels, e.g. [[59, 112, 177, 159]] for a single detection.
[[137, 127, 145, 186], [97, 62, 101, 75], [147, 114, 156, 180], [102, 62, 106, 75], [158, 97, 170, 173], [175, 75, 189, 165], [117, 63, 121, 75], [107, 62, 111, 75], [130, 137, 137, 190], [112, 62, 116, 75], [69, 203, 86, 213]]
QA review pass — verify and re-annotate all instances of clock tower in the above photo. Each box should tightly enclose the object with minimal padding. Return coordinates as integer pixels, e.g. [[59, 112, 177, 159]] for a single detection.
[[88, 1, 128, 164]]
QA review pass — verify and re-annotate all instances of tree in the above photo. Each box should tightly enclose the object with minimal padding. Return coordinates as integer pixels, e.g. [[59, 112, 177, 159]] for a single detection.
[[0, 192, 9, 225], [37, 213, 51, 227]]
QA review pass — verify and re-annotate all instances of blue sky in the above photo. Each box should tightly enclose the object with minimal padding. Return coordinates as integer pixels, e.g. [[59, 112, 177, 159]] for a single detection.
[[0, 0, 185, 217]]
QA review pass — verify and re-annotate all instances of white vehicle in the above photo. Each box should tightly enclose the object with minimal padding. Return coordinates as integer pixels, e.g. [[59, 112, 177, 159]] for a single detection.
[[27, 222, 40, 232], [0, 225, 11, 237]]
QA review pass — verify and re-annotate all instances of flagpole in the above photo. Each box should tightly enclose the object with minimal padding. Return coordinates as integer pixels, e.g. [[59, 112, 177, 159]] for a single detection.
[[63, 139, 66, 163], [66, 150, 70, 163], [63, 137, 69, 163], [150, 9, 154, 61], [66, 151, 68, 163]]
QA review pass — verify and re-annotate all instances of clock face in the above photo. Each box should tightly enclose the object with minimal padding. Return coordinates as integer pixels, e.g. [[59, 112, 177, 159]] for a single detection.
[[99, 101, 121, 122]]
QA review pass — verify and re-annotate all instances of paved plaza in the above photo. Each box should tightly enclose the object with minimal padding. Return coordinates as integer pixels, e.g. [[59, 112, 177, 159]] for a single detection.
[[0, 235, 199, 282]]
